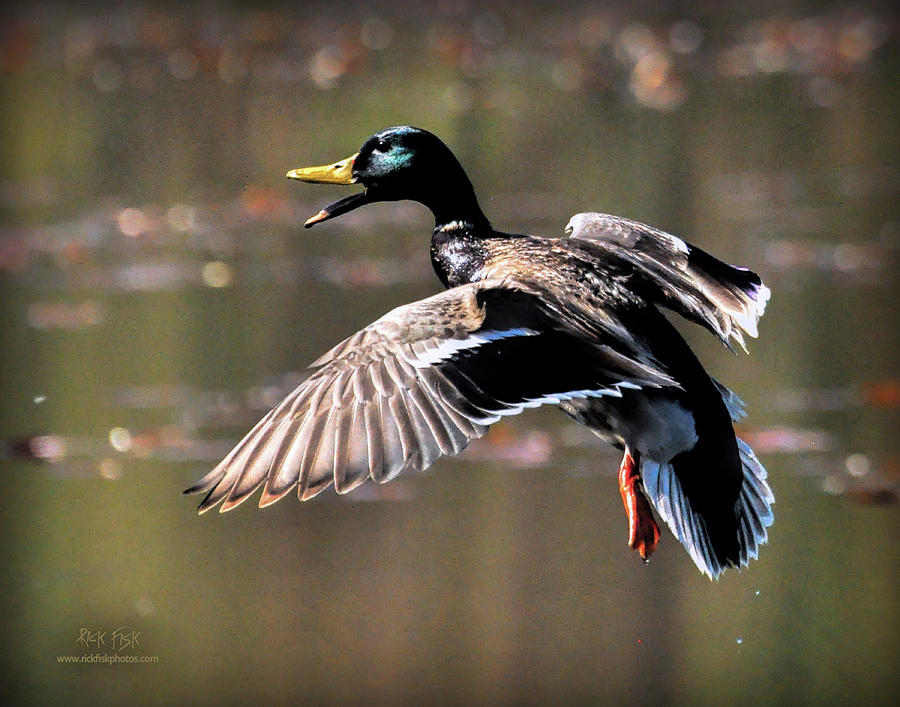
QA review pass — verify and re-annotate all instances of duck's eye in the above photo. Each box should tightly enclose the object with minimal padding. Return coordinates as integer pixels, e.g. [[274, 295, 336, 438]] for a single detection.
[[374, 139, 388, 153]]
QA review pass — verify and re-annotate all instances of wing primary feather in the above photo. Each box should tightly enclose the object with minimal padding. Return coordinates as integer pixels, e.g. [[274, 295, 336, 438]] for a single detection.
[[260, 411, 312, 501], [295, 406, 332, 500], [376, 393, 405, 483], [402, 386, 442, 469], [387, 392, 422, 472], [259, 414, 308, 507], [302, 407, 338, 500], [331, 404, 354, 493], [201, 412, 282, 512], [339, 402, 371, 493], [362, 400, 385, 482], [407, 384, 458, 455], [186, 402, 282, 499], [417, 371, 487, 443]]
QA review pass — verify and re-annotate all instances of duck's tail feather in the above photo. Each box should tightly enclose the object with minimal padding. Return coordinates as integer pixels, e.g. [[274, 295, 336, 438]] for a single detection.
[[640, 438, 774, 579]]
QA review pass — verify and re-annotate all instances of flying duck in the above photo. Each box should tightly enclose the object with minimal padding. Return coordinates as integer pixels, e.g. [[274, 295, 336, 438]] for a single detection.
[[184, 126, 774, 579]]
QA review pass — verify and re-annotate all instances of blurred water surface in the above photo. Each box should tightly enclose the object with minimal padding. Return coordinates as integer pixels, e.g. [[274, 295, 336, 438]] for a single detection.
[[2, 1, 898, 705]]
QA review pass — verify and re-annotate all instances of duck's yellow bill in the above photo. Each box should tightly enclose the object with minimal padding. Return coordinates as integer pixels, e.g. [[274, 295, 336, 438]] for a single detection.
[[285, 152, 358, 184]]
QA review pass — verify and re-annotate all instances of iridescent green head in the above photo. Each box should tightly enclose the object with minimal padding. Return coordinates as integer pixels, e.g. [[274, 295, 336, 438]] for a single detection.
[[287, 126, 488, 229]]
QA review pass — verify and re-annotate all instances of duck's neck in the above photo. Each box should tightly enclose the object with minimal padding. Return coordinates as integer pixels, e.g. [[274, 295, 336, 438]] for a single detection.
[[415, 159, 492, 234], [429, 189, 491, 234], [420, 164, 498, 286]]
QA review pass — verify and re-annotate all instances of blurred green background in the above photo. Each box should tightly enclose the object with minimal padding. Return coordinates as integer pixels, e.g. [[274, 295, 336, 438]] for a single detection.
[[1, 1, 898, 704]]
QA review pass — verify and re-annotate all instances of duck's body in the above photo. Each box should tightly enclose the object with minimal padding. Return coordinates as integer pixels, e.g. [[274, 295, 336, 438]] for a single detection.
[[185, 126, 774, 578]]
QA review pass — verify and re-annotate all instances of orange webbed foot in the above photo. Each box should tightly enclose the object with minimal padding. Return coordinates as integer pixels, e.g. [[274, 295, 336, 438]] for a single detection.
[[618, 451, 661, 562]]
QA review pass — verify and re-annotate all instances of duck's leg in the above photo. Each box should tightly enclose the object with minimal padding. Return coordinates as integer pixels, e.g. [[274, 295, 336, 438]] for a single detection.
[[618, 449, 660, 561]]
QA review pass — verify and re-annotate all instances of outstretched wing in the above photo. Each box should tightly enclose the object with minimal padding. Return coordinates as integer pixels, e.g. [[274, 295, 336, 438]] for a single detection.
[[184, 279, 676, 513], [565, 213, 770, 351]]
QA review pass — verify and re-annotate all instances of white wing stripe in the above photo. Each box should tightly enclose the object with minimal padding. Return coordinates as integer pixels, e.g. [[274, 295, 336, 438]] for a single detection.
[[453, 382, 646, 424], [409, 328, 539, 367]]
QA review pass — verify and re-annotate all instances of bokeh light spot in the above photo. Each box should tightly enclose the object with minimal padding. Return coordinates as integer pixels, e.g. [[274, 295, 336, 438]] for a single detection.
[[202, 261, 233, 288], [108, 427, 132, 453]]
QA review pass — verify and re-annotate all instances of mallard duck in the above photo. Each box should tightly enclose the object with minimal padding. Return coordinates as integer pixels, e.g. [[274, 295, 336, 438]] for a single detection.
[[184, 126, 774, 579]]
